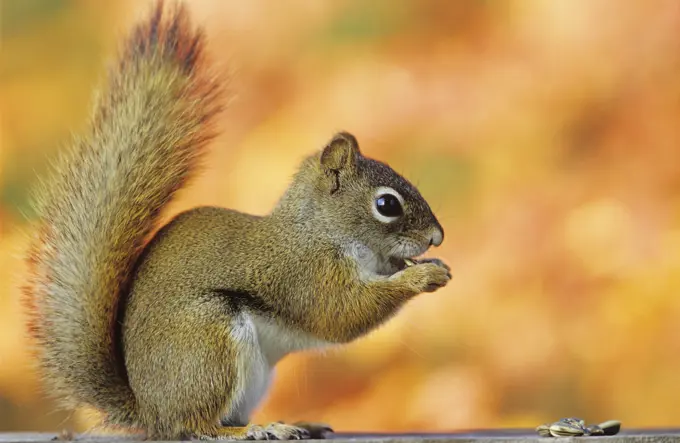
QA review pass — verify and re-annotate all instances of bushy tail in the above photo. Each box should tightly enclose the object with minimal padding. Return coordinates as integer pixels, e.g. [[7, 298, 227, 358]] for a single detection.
[[22, 0, 221, 426]]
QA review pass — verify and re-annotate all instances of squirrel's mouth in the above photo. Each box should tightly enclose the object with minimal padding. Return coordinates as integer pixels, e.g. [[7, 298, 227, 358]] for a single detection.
[[388, 256, 418, 273], [383, 238, 430, 274]]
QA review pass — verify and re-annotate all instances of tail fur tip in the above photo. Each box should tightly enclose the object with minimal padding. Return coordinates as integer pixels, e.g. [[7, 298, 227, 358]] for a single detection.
[[126, 0, 205, 74]]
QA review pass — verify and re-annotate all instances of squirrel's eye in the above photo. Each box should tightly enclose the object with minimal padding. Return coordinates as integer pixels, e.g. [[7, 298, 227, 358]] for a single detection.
[[375, 194, 403, 218], [372, 186, 404, 223]]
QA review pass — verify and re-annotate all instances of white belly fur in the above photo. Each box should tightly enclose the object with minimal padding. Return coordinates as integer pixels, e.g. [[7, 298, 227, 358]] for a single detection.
[[223, 312, 332, 425]]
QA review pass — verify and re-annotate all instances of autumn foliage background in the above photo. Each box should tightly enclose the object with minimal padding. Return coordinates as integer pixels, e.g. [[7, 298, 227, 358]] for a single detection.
[[2, 0, 680, 433]]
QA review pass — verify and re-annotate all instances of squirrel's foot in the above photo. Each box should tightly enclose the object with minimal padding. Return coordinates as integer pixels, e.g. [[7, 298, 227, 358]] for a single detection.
[[192, 425, 270, 441], [257, 422, 312, 440], [194, 421, 318, 440], [288, 421, 334, 439]]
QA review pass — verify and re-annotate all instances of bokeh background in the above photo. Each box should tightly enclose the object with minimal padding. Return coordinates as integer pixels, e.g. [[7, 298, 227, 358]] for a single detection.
[[2, 0, 680, 434]]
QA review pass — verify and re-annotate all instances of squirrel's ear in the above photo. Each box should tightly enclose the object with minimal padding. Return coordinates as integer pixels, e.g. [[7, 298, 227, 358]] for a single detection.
[[320, 132, 360, 172]]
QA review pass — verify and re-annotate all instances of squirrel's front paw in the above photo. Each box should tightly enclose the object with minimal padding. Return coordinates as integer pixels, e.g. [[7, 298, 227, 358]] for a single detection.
[[412, 257, 450, 271], [400, 260, 451, 293]]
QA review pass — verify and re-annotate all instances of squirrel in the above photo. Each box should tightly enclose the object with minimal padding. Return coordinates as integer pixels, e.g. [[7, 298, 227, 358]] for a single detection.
[[22, 1, 450, 441]]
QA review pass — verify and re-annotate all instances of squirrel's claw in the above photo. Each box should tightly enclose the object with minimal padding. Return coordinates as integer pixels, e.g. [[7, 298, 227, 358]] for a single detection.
[[291, 422, 334, 439]]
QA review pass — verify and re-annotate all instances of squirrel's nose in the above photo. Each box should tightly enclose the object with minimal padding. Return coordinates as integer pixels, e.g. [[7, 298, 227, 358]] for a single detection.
[[429, 226, 444, 247]]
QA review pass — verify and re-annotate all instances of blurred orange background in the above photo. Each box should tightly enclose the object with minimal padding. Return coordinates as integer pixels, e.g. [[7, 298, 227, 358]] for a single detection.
[[2, 0, 680, 434]]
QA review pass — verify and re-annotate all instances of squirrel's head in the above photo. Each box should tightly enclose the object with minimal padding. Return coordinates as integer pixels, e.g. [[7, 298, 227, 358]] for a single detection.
[[287, 132, 444, 268]]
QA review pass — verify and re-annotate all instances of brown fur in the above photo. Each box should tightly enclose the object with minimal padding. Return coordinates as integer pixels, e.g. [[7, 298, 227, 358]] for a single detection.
[[22, 2, 449, 441], [22, 0, 221, 429], [120, 135, 449, 439]]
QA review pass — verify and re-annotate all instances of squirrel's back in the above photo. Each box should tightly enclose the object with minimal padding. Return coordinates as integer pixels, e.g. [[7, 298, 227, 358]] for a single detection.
[[22, 0, 222, 425]]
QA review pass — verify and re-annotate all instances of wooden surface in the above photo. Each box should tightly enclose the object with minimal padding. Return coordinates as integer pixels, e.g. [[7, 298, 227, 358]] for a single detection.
[[1, 430, 680, 443]]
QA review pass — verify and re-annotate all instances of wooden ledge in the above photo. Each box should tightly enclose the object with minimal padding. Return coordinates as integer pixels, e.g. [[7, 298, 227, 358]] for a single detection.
[[2, 430, 680, 443]]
